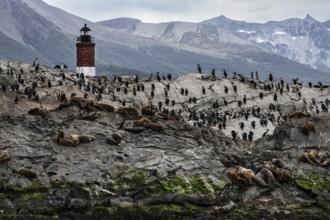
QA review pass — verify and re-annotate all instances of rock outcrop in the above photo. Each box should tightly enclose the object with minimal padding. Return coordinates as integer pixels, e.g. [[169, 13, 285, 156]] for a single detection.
[[0, 60, 329, 219]]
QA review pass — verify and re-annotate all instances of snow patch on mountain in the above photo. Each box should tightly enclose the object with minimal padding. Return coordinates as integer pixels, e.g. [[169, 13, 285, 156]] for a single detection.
[[237, 30, 256, 34], [273, 32, 286, 35]]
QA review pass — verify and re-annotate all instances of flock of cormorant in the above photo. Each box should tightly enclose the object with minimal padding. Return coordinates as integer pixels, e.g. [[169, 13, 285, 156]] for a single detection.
[[0, 59, 329, 141]]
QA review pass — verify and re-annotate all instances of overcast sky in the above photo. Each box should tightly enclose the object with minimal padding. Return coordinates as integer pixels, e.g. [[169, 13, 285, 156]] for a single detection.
[[42, 0, 330, 23]]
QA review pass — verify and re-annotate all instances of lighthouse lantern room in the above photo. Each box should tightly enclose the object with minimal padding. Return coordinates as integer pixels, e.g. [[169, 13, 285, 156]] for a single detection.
[[76, 23, 95, 76]]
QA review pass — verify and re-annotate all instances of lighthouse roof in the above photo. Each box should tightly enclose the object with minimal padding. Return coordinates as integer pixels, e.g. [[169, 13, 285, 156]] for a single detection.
[[80, 23, 91, 32]]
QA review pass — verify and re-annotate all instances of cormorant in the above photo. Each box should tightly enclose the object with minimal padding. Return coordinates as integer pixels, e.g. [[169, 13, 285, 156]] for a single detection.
[[224, 86, 228, 94], [248, 131, 254, 141], [54, 63, 68, 72], [233, 85, 237, 94], [243, 95, 247, 104], [167, 73, 172, 81], [148, 73, 153, 81], [239, 122, 245, 130], [251, 121, 256, 129], [231, 130, 237, 140], [156, 72, 161, 82], [223, 69, 227, 78], [269, 73, 273, 82], [32, 58, 38, 66], [262, 129, 269, 137], [242, 132, 247, 140], [185, 88, 188, 96], [273, 93, 278, 102], [197, 64, 202, 74], [223, 97, 227, 106], [308, 82, 312, 88]]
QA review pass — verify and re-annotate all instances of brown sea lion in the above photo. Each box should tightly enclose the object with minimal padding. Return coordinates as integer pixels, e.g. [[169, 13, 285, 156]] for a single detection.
[[318, 152, 328, 163], [78, 135, 95, 143], [115, 107, 139, 116], [298, 152, 315, 164], [134, 117, 152, 125], [235, 166, 256, 185], [289, 111, 311, 119], [321, 160, 330, 167], [70, 96, 87, 108], [142, 121, 164, 132], [155, 112, 176, 120], [60, 92, 69, 104], [68, 134, 80, 146], [301, 121, 316, 135], [141, 106, 155, 116], [264, 161, 292, 183], [95, 103, 115, 112], [0, 149, 11, 163], [28, 107, 50, 117], [56, 130, 74, 146], [16, 167, 38, 178], [227, 170, 244, 185]]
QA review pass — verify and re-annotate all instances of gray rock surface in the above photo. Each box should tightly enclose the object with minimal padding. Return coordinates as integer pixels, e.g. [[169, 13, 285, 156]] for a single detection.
[[0, 60, 330, 219]]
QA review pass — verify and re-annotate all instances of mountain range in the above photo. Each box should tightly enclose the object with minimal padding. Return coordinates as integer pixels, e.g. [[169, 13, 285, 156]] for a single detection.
[[0, 0, 329, 83]]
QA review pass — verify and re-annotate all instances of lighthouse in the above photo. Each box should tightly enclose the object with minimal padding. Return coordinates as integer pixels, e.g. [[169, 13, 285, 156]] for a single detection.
[[76, 23, 95, 76]]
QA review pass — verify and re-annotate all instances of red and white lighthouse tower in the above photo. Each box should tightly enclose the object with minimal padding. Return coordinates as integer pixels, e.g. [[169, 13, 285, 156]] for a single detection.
[[76, 23, 95, 76]]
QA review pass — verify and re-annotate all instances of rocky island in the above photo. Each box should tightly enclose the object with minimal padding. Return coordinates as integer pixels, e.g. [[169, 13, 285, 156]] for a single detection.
[[0, 60, 329, 219]]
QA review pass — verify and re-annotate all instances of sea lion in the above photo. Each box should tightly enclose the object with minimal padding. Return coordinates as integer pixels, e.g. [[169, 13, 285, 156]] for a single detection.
[[227, 171, 243, 184], [135, 117, 152, 125], [16, 167, 38, 178], [264, 161, 292, 183], [321, 159, 330, 167], [318, 152, 330, 167], [142, 121, 164, 132], [56, 130, 74, 146], [301, 121, 316, 135], [28, 107, 50, 117], [68, 134, 80, 146], [87, 99, 96, 110], [318, 152, 328, 164], [78, 135, 95, 143], [0, 149, 11, 163], [235, 166, 256, 185], [289, 111, 311, 119], [155, 111, 176, 121], [115, 107, 139, 116], [95, 103, 115, 112], [141, 106, 155, 116], [59, 92, 69, 104], [70, 96, 87, 108], [255, 168, 276, 187], [298, 150, 319, 164]]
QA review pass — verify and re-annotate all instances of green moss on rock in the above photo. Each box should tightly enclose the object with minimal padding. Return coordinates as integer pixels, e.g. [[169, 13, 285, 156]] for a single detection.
[[295, 171, 330, 194]]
